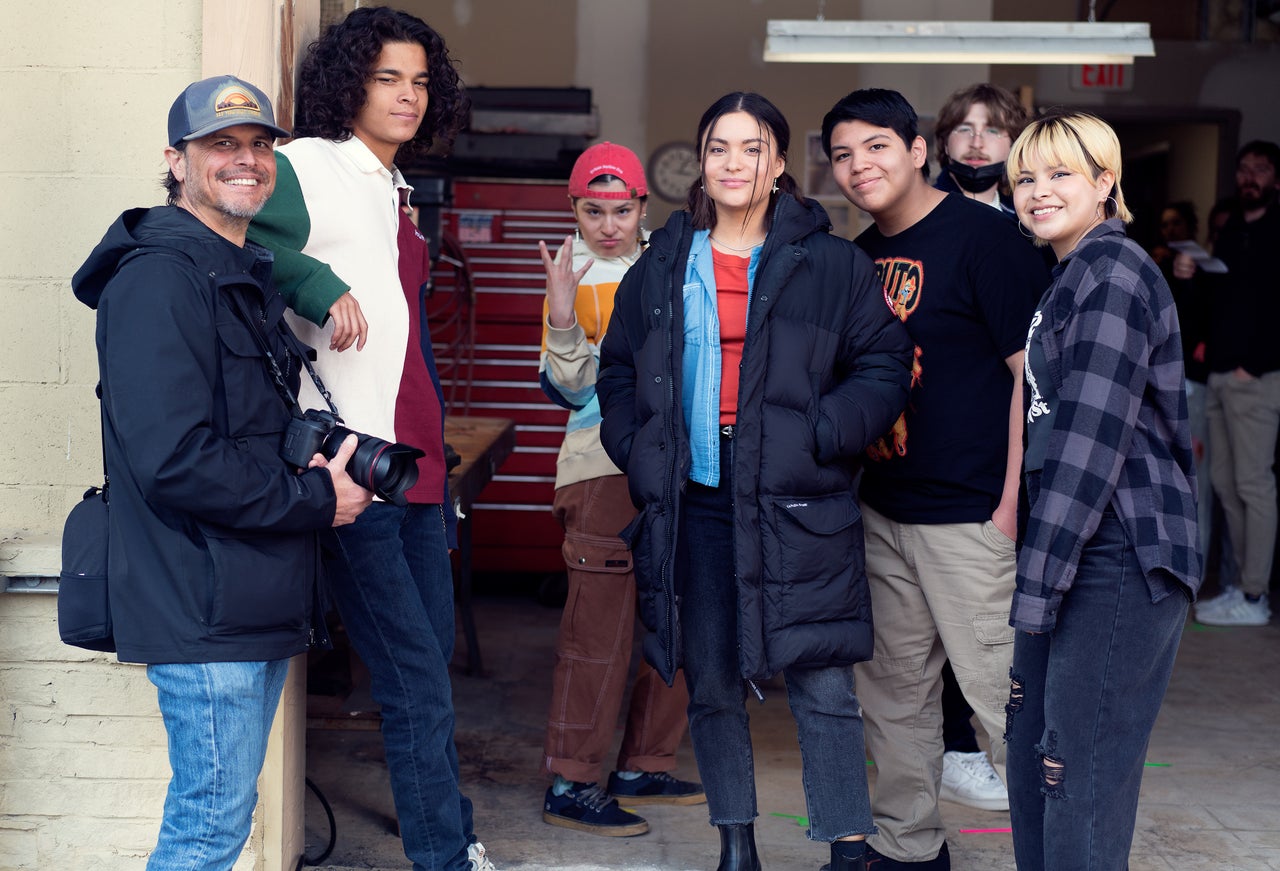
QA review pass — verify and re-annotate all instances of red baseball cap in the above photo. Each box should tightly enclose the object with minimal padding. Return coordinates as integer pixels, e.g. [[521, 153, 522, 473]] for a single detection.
[[568, 142, 648, 200]]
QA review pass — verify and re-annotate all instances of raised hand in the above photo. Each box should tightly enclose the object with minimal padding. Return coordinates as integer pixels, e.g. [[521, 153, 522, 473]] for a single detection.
[[539, 235, 593, 330]]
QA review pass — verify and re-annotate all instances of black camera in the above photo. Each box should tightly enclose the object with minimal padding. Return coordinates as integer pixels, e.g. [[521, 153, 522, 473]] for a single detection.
[[281, 409, 424, 506]]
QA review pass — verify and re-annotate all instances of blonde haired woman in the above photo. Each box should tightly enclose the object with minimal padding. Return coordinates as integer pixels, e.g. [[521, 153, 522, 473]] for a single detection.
[[1004, 112, 1200, 871]]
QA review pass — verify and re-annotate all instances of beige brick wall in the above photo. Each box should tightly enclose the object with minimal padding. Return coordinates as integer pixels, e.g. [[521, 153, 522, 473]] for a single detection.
[[0, 1, 203, 859], [0, 592, 170, 868], [0, 590, 287, 870], [0, 0, 205, 534]]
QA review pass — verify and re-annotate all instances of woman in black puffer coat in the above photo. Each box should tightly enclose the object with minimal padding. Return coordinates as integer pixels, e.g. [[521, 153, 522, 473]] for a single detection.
[[598, 92, 912, 871]]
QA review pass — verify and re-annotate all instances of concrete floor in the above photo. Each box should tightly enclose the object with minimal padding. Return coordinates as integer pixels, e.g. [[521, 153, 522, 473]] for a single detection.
[[306, 591, 1280, 871]]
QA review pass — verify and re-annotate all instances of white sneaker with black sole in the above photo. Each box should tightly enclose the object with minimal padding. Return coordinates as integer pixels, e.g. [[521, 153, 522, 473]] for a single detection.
[[940, 750, 1008, 812]]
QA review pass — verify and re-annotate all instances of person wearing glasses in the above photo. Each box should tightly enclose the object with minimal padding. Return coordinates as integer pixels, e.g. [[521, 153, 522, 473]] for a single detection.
[[934, 83, 1028, 219], [923, 82, 1032, 816]]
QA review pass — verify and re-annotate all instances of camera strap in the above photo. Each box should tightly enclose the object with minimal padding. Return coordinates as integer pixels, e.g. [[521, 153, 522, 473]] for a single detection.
[[224, 289, 342, 420]]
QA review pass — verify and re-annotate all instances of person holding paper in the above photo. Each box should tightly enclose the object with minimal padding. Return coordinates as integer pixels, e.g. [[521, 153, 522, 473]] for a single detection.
[[1178, 141, 1280, 627]]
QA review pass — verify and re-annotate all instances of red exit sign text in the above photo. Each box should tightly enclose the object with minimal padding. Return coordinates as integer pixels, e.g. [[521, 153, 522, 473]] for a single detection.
[[1071, 64, 1134, 92]]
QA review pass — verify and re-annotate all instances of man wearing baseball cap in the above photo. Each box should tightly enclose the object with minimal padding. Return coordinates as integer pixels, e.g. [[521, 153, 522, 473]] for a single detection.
[[72, 74, 371, 869]]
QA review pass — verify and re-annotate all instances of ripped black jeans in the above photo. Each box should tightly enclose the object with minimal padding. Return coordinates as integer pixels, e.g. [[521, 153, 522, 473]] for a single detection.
[[1004, 508, 1188, 871]]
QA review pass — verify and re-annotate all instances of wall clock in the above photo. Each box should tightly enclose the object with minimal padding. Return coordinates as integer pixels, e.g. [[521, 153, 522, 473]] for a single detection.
[[648, 142, 700, 203]]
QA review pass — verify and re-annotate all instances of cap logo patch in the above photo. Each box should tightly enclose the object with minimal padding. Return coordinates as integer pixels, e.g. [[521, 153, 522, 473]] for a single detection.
[[214, 87, 263, 116]]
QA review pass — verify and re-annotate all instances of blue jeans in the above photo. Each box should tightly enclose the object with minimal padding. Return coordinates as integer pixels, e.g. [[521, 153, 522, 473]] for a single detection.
[[327, 501, 474, 871], [146, 659, 290, 870], [1005, 509, 1188, 871], [676, 439, 874, 842]]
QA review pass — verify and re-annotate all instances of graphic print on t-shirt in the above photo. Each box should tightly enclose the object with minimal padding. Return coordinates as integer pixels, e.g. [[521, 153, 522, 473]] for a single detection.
[[1024, 309, 1050, 424], [868, 256, 925, 461]]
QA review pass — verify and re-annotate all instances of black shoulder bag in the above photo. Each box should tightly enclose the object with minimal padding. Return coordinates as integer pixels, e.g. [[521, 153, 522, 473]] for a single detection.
[[57, 386, 115, 652]]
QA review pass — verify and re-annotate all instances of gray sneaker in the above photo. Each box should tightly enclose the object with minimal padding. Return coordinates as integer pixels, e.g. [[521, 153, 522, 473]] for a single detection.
[[1197, 593, 1271, 627]]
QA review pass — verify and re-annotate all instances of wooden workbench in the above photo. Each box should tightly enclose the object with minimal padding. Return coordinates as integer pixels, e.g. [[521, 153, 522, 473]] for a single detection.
[[445, 415, 516, 675], [306, 415, 515, 729]]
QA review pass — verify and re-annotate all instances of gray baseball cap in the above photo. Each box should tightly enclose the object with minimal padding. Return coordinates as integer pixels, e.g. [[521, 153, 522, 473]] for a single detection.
[[168, 75, 290, 147]]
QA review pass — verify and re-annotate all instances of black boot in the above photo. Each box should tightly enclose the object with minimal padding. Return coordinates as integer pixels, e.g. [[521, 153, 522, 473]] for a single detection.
[[863, 841, 951, 870], [828, 838, 867, 871], [716, 822, 762, 871], [822, 841, 949, 871]]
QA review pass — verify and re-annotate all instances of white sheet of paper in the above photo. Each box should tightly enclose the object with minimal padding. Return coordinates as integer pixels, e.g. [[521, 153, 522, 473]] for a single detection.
[[1168, 240, 1228, 274]]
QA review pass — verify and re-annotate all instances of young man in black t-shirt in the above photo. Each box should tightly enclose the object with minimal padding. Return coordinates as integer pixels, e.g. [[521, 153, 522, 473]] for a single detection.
[[821, 88, 1050, 871]]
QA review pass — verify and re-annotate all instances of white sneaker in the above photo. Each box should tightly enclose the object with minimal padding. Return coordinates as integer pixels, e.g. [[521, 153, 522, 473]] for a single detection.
[[1197, 593, 1271, 627], [467, 840, 498, 871], [940, 750, 1009, 811], [1194, 587, 1241, 620]]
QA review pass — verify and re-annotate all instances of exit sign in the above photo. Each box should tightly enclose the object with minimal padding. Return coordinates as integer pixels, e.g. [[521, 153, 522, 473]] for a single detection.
[[1071, 64, 1134, 92]]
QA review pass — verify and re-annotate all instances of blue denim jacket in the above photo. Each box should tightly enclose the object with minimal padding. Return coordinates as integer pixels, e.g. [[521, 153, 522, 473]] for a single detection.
[[681, 229, 762, 486]]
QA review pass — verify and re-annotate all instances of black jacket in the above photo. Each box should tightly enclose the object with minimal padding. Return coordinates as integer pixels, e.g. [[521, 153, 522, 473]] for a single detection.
[[1205, 201, 1280, 376], [598, 194, 913, 684], [73, 206, 336, 664]]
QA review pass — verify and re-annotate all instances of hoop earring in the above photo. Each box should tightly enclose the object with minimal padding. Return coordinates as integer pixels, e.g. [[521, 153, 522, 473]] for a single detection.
[[1018, 221, 1036, 240], [1105, 195, 1119, 218]]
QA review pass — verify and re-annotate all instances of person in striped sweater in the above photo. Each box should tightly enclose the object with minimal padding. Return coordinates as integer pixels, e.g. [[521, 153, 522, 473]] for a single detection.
[[537, 143, 703, 839]]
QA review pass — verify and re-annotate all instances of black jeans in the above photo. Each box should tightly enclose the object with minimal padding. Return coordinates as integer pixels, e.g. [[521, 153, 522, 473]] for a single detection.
[[1006, 509, 1188, 870], [676, 438, 874, 841]]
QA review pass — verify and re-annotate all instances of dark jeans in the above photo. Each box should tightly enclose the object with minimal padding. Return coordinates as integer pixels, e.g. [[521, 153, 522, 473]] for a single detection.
[[327, 502, 475, 871], [1005, 509, 1188, 871], [676, 439, 874, 842]]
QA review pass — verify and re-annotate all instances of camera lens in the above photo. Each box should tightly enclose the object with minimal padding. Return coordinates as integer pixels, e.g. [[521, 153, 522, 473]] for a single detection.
[[322, 428, 425, 506]]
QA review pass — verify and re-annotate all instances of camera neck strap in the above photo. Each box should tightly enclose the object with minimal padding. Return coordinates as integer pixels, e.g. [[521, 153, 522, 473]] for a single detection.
[[224, 289, 341, 420]]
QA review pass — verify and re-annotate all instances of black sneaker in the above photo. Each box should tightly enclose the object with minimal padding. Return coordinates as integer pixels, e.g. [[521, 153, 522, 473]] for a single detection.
[[606, 770, 707, 806], [864, 842, 951, 870], [542, 782, 649, 837]]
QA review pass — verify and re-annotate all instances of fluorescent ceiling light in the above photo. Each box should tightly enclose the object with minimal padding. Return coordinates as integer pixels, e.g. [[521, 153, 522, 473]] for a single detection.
[[764, 20, 1155, 65]]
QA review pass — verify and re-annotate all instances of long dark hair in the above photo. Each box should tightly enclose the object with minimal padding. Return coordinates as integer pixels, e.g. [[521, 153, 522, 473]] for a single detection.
[[685, 92, 799, 232], [293, 6, 469, 164]]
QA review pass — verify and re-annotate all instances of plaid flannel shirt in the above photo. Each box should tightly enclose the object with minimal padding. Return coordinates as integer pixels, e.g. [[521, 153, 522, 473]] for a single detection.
[[1012, 220, 1201, 633]]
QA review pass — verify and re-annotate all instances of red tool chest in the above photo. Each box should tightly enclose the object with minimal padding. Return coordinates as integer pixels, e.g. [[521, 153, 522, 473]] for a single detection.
[[430, 178, 576, 574]]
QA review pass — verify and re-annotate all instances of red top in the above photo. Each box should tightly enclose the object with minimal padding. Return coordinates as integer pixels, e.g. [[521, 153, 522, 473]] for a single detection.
[[394, 205, 447, 504], [713, 248, 751, 425]]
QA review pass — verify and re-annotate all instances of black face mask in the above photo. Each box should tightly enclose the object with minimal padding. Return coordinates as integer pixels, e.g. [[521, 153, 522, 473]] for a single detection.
[[948, 160, 1006, 194]]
